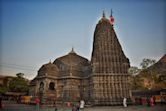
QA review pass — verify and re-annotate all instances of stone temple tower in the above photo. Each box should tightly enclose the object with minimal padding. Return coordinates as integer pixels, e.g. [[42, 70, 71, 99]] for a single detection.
[[90, 11, 131, 105]]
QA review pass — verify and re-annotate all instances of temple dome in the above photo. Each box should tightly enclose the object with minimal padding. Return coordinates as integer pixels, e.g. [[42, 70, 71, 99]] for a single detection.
[[38, 62, 59, 77], [53, 48, 90, 77]]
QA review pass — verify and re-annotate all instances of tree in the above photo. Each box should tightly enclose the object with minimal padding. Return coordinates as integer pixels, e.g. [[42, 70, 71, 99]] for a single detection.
[[16, 73, 25, 78], [0, 86, 8, 94], [138, 58, 164, 90], [130, 58, 166, 90], [140, 58, 156, 69], [128, 66, 142, 90], [8, 73, 29, 92], [128, 66, 140, 76], [130, 59, 157, 90]]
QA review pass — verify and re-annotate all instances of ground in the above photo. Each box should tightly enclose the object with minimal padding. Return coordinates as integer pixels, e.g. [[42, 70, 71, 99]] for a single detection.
[[1, 101, 166, 111]]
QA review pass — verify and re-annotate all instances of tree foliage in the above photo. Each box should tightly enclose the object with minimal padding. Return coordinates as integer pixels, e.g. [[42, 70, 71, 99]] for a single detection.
[[131, 58, 166, 90], [16, 73, 24, 78], [8, 73, 29, 92], [0, 86, 8, 94], [128, 66, 140, 76], [140, 58, 156, 69]]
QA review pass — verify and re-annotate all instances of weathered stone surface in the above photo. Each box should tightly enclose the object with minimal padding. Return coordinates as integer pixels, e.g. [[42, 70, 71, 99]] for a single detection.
[[90, 15, 131, 105], [29, 49, 91, 103]]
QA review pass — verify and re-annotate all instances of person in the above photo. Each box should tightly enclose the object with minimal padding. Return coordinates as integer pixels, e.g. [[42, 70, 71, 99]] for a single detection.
[[123, 97, 127, 107], [161, 96, 165, 105], [55, 107, 58, 111], [80, 100, 85, 109], [76, 102, 80, 111], [0, 96, 2, 109], [17, 96, 21, 104], [131, 97, 136, 105], [72, 103, 77, 111], [147, 97, 150, 106], [35, 97, 40, 111], [54, 101, 58, 111], [153, 96, 156, 105], [150, 97, 154, 106]]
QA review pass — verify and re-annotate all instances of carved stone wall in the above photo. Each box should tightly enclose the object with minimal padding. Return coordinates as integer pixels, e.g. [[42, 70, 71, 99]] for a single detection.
[[29, 50, 91, 104]]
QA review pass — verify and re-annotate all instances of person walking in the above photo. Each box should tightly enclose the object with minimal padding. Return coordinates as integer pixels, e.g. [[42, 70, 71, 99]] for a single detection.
[[147, 97, 150, 106], [35, 97, 40, 111], [80, 100, 85, 109], [76, 102, 80, 111], [72, 104, 77, 111], [53, 101, 58, 111], [123, 97, 127, 107]]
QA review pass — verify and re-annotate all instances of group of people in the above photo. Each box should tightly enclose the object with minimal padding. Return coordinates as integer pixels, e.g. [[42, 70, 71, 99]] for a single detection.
[[34, 97, 154, 111], [0, 95, 161, 110], [72, 100, 85, 111], [123, 97, 156, 107], [148, 97, 155, 106], [134, 96, 156, 106], [33, 97, 85, 111]]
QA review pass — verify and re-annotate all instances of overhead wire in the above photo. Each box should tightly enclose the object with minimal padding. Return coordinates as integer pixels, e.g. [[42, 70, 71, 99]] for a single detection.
[[0, 62, 38, 71]]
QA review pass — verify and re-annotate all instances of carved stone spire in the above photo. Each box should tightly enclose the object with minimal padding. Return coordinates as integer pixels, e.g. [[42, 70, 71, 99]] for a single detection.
[[90, 11, 131, 105], [91, 15, 129, 73]]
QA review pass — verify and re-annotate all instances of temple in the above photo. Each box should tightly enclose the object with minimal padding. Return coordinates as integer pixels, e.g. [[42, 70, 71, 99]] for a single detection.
[[29, 12, 131, 105], [90, 11, 131, 105]]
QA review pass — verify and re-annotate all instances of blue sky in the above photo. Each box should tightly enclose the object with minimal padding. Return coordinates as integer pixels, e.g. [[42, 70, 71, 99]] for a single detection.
[[0, 0, 166, 79]]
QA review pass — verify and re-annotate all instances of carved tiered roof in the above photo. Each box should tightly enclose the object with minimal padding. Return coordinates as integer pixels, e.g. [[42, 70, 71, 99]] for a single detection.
[[89, 12, 131, 105]]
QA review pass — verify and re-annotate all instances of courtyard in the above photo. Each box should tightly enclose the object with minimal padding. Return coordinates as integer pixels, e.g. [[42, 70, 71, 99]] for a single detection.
[[1, 101, 166, 111]]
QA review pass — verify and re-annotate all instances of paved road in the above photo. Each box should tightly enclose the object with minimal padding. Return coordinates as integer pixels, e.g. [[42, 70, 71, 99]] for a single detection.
[[1, 101, 166, 111], [84, 105, 166, 111]]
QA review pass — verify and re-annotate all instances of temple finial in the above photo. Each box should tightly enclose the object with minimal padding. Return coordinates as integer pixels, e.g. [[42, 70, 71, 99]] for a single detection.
[[110, 9, 115, 25], [110, 9, 113, 17], [71, 47, 74, 52], [103, 11, 105, 18], [70, 47, 75, 54]]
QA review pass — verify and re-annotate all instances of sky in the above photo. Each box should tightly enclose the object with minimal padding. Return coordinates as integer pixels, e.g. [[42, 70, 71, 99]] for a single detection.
[[0, 0, 166, 79]]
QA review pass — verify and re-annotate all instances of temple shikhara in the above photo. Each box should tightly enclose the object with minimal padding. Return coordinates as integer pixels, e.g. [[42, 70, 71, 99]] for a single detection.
[[29, 12, 131, 105]]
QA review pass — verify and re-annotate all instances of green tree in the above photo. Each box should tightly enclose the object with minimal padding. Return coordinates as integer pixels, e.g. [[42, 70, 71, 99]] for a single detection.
[[9, 73, 29, 92], [128, 66, 140, 76], [0, 86, 8, 94], [16, 73, 24, 78], [128, 66, 142, 90], [130, 58, 166, 90], [140, 58, 156, 69], [139, 58, 161, 90]]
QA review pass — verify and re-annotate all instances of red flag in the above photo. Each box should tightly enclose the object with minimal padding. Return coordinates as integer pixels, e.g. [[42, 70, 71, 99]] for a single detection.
[[110, 16, 114, 25]]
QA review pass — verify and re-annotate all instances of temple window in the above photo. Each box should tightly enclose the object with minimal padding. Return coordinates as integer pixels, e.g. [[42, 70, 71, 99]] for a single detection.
[[49, 82, 55, 90], [39, 82, 44, 92]]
